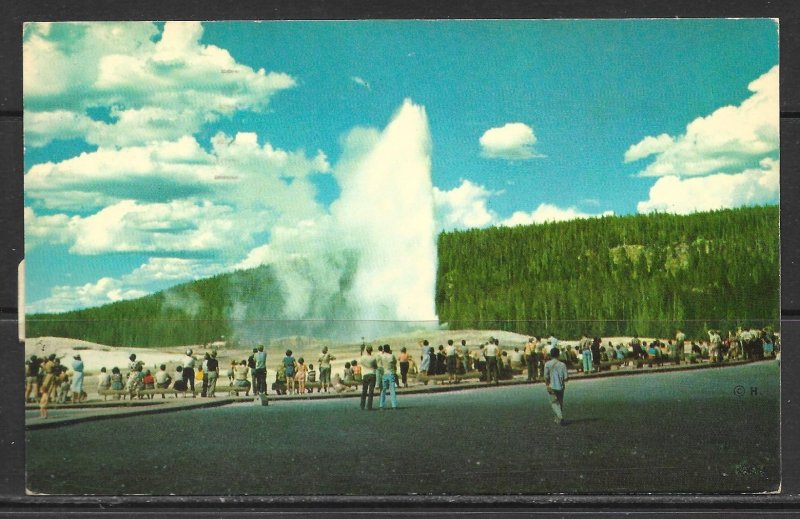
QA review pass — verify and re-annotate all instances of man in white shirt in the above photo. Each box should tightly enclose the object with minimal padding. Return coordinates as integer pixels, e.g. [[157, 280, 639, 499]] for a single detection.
[[544, 347, 568, 425], [483, 339, 499, 385]]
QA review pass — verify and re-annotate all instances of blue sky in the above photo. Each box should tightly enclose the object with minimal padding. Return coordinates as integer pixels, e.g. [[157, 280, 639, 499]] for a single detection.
[[23, 19, 779, 314]]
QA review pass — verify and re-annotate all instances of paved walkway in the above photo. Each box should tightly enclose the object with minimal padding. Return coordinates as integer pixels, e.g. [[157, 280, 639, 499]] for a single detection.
[[25, 358, 766, 430]]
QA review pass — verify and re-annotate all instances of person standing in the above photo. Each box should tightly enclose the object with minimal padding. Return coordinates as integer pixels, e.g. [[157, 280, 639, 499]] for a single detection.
[[360, 345, 378, 410], [206, 351, 220, 397], [247, 348, 258, 390], [283, 350, 297, 394], [201, 352, 211, 397], [379, 344, 398, 410], [254, 345, 267, 395], [484, 339, 499, 385], [25, 355, 42, 403], [183, 349, 196, 397], [39, 354, 56, 418], [375, 345, 385, 395], [461, 340, 470, 373], [544, 347, 568, 425], [70, 354, 85, 403], [675, 329, 686, 364], [445, 340, 457, 384], [419, 340, 431, 376], [591, 337, 601, 373], [524, 338, 536, 382], [398, 347, 410, 388], [318, 346, 335, 393], [579, 334, 593, 375]]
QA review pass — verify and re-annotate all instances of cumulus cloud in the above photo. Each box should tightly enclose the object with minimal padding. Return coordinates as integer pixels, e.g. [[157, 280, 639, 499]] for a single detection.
[[25, 277, 149, 314], [23, 21, 295, 147], [25, 255, 233, 314], [501, 204, 613, 227], [637, 158, 779, 214], [626, 66, 778, 177], [433, 179, 498, 230], [479, 122, 543, 160], [25, 134, 330, 253]]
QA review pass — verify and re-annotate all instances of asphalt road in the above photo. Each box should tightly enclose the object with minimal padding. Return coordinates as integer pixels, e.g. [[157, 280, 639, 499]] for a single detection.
[[26, 361, 780, 495]]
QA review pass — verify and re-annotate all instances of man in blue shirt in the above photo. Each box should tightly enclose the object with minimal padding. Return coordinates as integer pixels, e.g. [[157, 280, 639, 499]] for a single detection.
[[544, 347, 568, 425]]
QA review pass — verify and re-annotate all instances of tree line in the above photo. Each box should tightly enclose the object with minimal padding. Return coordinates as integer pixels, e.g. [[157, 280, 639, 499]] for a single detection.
[[26, 206, 779, 346], [435, 206, 779, 340]]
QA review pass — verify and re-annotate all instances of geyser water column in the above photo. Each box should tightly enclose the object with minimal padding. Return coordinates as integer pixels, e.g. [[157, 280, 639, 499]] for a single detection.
[[331, 99, 439, 329]]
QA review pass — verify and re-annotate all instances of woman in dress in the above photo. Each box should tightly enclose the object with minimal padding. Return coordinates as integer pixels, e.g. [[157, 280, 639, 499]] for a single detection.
[[70, 354, 85, 404]]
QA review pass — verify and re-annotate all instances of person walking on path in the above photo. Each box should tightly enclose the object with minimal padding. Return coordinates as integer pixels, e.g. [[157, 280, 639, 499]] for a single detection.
[[318, 346, 335, 393], [360, 345, 378, 410], [254, 345, 267, 395], [544, 347, 568, 425], [379, 344, 398, 410]]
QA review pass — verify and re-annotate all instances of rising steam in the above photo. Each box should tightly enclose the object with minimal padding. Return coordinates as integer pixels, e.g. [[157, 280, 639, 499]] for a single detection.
[[236, 100, 438, 341]]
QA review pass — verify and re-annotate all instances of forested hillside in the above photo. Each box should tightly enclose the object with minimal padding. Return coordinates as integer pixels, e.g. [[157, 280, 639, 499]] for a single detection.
[[26, 266, 285, 347], [27, 206, 779, 346], [436, 206, 779, 339]]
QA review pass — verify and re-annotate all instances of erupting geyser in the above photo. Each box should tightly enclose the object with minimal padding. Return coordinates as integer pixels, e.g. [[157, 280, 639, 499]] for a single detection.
[[249, 99, 439, 339]]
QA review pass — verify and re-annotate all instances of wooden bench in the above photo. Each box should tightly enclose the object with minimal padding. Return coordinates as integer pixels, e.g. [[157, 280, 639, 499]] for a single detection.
[[98, 388, 190, 400], [415, 371, 481, 385]]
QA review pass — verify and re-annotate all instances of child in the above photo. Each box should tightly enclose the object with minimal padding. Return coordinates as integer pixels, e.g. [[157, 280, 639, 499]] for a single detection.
[[306, 363, 317, 393], [142, 369, 155, 399], [295, 358, 308, 395]]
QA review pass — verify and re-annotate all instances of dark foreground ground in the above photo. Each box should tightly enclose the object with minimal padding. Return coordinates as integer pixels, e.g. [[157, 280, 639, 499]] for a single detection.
[[26, 361, 779, 495]]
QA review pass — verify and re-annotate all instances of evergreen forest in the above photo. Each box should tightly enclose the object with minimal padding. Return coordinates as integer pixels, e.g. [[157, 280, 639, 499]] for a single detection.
[[436, 205, 779, 339], [26, 206, 779, 346]]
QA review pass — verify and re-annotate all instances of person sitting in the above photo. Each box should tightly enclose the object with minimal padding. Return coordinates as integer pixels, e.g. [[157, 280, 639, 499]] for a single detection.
[[343, 362, 354, 383], [351, 360, 362, 383], [155, 364, 172, 398], [233, 360, 252, 395], [57, 370, 71, 404], [97, 367, 111, 394], [172, 367, 188, 392], [128, 365, 145, 399], [272, 364, 287, 395], [142, 369, 156, 399]]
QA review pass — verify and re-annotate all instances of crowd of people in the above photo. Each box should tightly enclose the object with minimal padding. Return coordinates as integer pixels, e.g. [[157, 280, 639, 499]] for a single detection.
[[26, 327, 778, 418], [25, 352, 86, 418]]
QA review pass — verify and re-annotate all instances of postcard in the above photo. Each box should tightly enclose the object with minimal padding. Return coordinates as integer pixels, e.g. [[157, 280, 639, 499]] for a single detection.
[[22, 19, 780, 495]]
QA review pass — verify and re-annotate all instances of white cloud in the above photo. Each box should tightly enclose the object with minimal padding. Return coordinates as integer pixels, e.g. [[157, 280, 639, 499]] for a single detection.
[[351, 76, 371, 90], [23, 21, 295, 147], [25, 277, 148, 314], [24, 207, 76, 250], [637, 157, 779, 214], [433, 179, 498, 230], [626, 66, 778, 177], [26, 257, 228, 314], [479, 122, 543, 160], [623, 133, 674, 163], [501, 204, 613, 227]]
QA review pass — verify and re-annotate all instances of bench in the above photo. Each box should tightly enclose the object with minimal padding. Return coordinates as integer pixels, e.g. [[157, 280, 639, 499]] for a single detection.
[[415, 371, 482, 385], [98, 388, 192, 400]]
